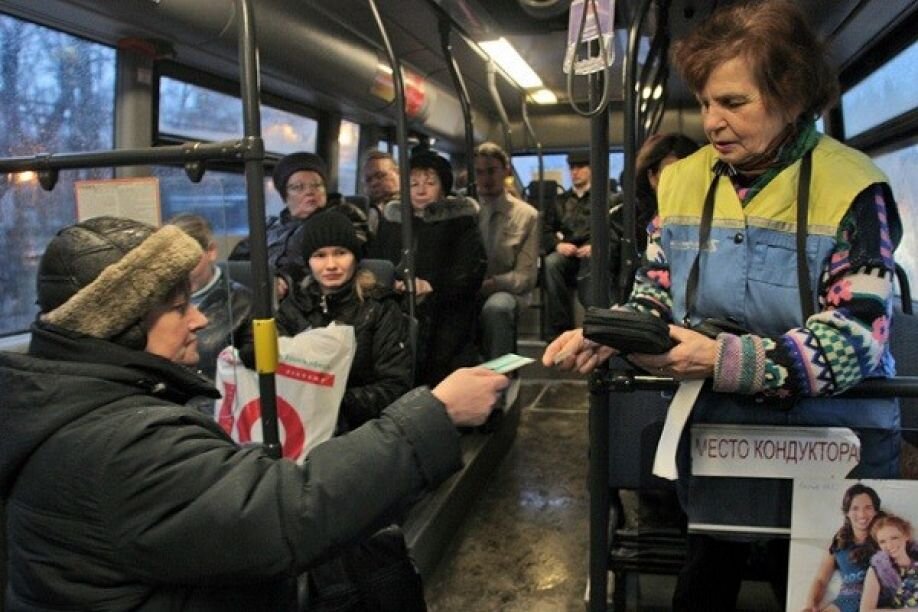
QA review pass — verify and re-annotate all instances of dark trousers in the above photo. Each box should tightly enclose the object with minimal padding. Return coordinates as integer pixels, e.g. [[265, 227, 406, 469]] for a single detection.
[[672, 534, 788, 612], [543, 251, 592, 338]]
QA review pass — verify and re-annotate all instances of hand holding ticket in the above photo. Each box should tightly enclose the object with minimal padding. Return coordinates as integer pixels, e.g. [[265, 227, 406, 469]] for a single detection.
[[480, 353, 535, 374]]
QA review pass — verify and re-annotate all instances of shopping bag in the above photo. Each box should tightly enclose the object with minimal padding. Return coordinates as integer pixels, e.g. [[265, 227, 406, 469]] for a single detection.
[[214, 323, 356, 463]]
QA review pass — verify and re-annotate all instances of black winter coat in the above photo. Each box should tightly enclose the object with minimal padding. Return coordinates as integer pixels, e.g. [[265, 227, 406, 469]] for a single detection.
[[229, 197, 370, 283], [275, 276, 413, 431], [0, 322, 461, 611], [192, 267, 253, 380], [368, 196, 486, 386]]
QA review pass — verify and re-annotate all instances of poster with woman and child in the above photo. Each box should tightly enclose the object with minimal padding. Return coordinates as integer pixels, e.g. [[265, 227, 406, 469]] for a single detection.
[[788, 479, 918, 611]]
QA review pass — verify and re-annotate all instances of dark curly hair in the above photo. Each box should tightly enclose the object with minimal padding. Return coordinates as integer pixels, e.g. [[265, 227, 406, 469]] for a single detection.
[[830, 484, 882, 565], [671, 0, 838, 122]]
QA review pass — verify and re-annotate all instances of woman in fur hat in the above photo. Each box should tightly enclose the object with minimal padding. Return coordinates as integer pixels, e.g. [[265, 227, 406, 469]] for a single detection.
[[369, 149, 487, 387], [0, 216, 506, 610]]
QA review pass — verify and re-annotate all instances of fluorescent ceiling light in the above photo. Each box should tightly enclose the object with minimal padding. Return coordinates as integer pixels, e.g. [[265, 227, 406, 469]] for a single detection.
[[479, 37, 543, 89], [530, 88, 558, 105]]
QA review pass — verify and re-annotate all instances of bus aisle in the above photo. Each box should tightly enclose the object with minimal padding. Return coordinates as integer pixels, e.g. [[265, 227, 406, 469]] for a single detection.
[[426, 343, 592, 611]]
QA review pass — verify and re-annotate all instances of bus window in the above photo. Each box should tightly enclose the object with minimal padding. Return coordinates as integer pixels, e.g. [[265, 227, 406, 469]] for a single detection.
[[151, 167, 285, 239], [0, 13, 115, 337], [873, 139, 918, 292], [842, 39, 918, 139], [337, 119, 361, 194], [512, 151, 625, 191], [158, 77, 319, 155]]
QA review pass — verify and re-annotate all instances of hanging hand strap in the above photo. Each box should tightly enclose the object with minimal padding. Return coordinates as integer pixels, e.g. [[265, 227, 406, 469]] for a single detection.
[[796, 150, 814, 321]]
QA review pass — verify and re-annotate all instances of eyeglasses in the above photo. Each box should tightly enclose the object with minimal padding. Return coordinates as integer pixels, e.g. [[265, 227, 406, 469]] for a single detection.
[[287, 181, 325, 195]]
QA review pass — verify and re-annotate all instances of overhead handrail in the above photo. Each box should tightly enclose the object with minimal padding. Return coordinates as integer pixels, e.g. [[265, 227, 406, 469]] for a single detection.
[[0, 0, 282, 460], [438, 18, 477, 200], [367, 0, 416, 321]]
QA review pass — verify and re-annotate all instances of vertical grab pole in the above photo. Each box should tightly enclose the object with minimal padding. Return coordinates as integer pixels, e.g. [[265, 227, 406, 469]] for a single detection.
[[236, 0, 280, 459], [621, 0, 653, 304], [520, 94, 545, 208], [439, 19, 476, 200], [486, 61, 513, 154], [587, 64, 612, 612], [367, 0, 415, 320]]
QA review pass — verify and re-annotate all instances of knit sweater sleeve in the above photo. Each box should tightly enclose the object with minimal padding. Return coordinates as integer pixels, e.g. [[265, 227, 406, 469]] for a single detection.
[[626, 214, 675, 320], [713, 184, 901, 396]]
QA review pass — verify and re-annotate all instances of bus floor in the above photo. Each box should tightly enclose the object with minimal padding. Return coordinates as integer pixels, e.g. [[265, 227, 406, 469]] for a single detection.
[[423, 341, 785, 611]]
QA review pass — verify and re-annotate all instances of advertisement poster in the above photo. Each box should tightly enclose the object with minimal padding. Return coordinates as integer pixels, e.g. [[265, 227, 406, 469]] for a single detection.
[[787, 478, 918, 611]]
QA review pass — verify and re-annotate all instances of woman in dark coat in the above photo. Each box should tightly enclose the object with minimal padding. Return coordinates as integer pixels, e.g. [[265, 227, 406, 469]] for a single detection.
[[369, 150, 487, 386], [275, 211, 413, 431]]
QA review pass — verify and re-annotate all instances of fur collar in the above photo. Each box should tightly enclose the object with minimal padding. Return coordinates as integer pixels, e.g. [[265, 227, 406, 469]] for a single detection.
[[382, 195, 479, 224]]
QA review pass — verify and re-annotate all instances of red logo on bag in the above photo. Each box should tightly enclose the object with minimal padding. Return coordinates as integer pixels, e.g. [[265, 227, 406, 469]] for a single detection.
[[277, 363, 335, 387], [234, 396, 306, 461], [217, 383, 237, 434]]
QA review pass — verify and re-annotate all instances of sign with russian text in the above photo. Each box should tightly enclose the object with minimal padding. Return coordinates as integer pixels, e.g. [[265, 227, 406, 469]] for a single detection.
[[691, 424, 861, 479]]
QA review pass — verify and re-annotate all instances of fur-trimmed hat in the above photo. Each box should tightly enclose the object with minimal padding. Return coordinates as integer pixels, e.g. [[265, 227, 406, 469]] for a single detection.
[[37, 216, 203, 349], [299, 211, 362, 261], [273, 152, 328, 200], [409, 150, 453, 195], [567, 149, 590, 166]]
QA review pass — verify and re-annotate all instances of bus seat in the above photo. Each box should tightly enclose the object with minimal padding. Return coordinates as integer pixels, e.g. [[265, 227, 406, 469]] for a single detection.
[[344, 194, 370, 214], [360, 258, 396, 288], [217, 260, 260, 290], [524, 179, 561, 212]]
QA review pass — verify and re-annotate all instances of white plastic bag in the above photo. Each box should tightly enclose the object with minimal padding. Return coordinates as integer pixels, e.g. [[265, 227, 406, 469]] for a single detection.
[[214, 324, 356, 463]]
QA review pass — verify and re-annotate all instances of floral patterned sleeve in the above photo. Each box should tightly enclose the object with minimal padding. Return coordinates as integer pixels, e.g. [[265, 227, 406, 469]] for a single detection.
[[714, 184, 902, 397], [626, 215, 675, 319]]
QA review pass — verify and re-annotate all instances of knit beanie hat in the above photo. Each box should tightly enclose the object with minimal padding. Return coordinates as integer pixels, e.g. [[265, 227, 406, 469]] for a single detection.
[[299, 211, 362, 261], [37, 216, 203, 350], [409, 150, 453, 195], [273, 152, 328, 200]]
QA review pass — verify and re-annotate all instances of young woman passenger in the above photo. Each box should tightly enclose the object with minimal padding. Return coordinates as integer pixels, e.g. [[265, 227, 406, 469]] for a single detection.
[[272, 211, 413, 431], [0, 216, 507, 610], [861, 514, 918, 611], [804, 484, 882, 612], [369, 149, 487, 387], [544, 1, 902, 609], [229, 151, 369, 292]]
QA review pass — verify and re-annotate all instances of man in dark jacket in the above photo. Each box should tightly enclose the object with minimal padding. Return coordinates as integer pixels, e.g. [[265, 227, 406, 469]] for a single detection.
[[0, 216, 507, 611], [168, 212, 253, 381], [541, 150, 623, 339]]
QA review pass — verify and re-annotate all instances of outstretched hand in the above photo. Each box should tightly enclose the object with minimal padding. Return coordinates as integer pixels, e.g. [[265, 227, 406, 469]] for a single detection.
[[541, 328, 616, 374], [433, 367, 510, 426]]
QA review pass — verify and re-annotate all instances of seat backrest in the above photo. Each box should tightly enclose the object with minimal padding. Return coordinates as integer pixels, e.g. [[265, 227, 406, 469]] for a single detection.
[[360, 258, 396, 289], [525, 180, 561, 212], [344, 194, 370, 214], [218, 260, 255, 290]]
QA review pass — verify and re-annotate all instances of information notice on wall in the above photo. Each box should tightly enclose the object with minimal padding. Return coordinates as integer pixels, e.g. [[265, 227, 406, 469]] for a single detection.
[[75, 177, 161, 226]]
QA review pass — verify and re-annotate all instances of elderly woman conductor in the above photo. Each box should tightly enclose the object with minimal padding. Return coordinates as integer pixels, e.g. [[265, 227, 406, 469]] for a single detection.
[[544, 1, 902, 609]]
